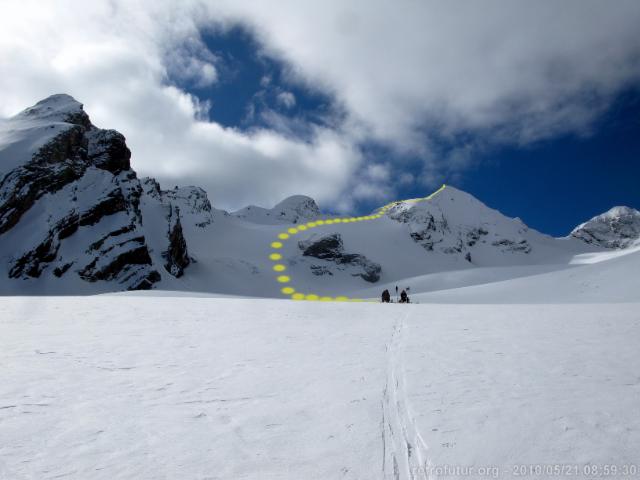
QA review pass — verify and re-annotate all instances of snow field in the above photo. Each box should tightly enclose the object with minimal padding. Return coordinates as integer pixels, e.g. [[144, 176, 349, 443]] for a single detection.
[[1, 296, 639, 479]]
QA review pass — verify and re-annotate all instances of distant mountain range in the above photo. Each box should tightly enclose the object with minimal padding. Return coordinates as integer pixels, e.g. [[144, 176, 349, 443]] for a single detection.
[[1, 95, 638, 296]]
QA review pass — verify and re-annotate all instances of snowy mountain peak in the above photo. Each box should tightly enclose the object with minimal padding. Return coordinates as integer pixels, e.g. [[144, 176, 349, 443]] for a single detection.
[[272, 195, 321, 220], [571, 205, 640, 249], [0, 94, 212, 292], [599, 205, 638, 219], [231, 194, 321, 224], [15, 94, 89, 127], [384, 186, 552, 265]]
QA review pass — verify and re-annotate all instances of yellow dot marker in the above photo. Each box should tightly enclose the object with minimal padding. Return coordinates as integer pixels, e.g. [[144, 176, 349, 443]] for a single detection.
[[335, 296, 349, 302], [325, 219, 334, 225], [298, 225, 308, 231], [273, 264, 286, 272], [291, 293, 305, 300], [281, 287, 295, 295], [269, 253, 282, 261], [307, 222, 317, 228], [305, 294, 319, 301], [316, 220, 325, 225], [320, 296, 333, 302], [287, 228, 298, 234], [271, 241, 283, 249], [278, 233, 290, 240], [277, 275, 291, 283]]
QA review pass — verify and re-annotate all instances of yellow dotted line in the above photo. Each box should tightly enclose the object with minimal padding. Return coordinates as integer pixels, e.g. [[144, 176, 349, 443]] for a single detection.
[[268, 185, 446, 301]]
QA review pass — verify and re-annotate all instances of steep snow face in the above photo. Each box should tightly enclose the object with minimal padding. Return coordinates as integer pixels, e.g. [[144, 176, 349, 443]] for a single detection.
[[0, 95, 197, 293], [13, 93, 87, 125], [385, 186, 589, 267], [571, 206, 640, 249], [231, 195, 321, 224], [0, 94, 91, 175]]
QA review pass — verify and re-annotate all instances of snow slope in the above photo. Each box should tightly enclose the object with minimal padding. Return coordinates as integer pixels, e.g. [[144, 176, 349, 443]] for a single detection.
[[1, 296, 638, 479], [410, 246, 640, 304]]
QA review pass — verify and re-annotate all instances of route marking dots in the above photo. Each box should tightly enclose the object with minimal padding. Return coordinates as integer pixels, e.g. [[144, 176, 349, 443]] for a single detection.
[[267, 184, 447, 301]]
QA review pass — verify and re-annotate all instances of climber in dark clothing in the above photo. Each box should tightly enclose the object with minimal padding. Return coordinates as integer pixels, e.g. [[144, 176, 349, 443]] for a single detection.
[[381, 289, 391, 303], [400, 289, 408, 303]]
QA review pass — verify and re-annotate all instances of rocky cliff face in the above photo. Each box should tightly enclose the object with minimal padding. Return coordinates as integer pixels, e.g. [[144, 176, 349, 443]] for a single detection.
[[0, 94, 196, 291], [298, 233, 381, 282], [571, 206, 640, 249]]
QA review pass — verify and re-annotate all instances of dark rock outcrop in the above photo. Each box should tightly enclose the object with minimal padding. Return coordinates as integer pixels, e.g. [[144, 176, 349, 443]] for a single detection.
[[87, 129, 131, 174], [299, 234, 343, 259], [163, 206, 190, 278], [299, 233, 381, 283]]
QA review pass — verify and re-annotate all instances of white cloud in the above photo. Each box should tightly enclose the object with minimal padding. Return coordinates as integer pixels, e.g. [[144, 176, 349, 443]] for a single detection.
[[1, 0, 640, 210], [212, 0, 640, 149], [276, 91, 296, 109]]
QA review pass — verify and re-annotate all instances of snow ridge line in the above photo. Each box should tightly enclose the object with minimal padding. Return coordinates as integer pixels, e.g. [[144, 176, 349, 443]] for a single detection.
[[267, 185, 447, 302], [382, 310, 431, 480]]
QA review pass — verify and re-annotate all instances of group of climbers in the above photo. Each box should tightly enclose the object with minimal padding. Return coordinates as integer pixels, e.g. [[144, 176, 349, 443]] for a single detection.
[[381, 286, 410, 303]]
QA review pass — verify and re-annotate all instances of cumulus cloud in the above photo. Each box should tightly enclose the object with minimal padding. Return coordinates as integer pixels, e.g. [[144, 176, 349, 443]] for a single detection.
[[1, 0, 640, 210]]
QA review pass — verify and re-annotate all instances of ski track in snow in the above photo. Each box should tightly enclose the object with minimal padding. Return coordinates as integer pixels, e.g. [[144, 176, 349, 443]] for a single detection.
[[382, 310, 430, 480]]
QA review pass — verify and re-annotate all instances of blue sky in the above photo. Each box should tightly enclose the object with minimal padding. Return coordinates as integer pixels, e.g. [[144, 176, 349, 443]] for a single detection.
[[176, 26, 640, 236], [188, 26, 333, 133]]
